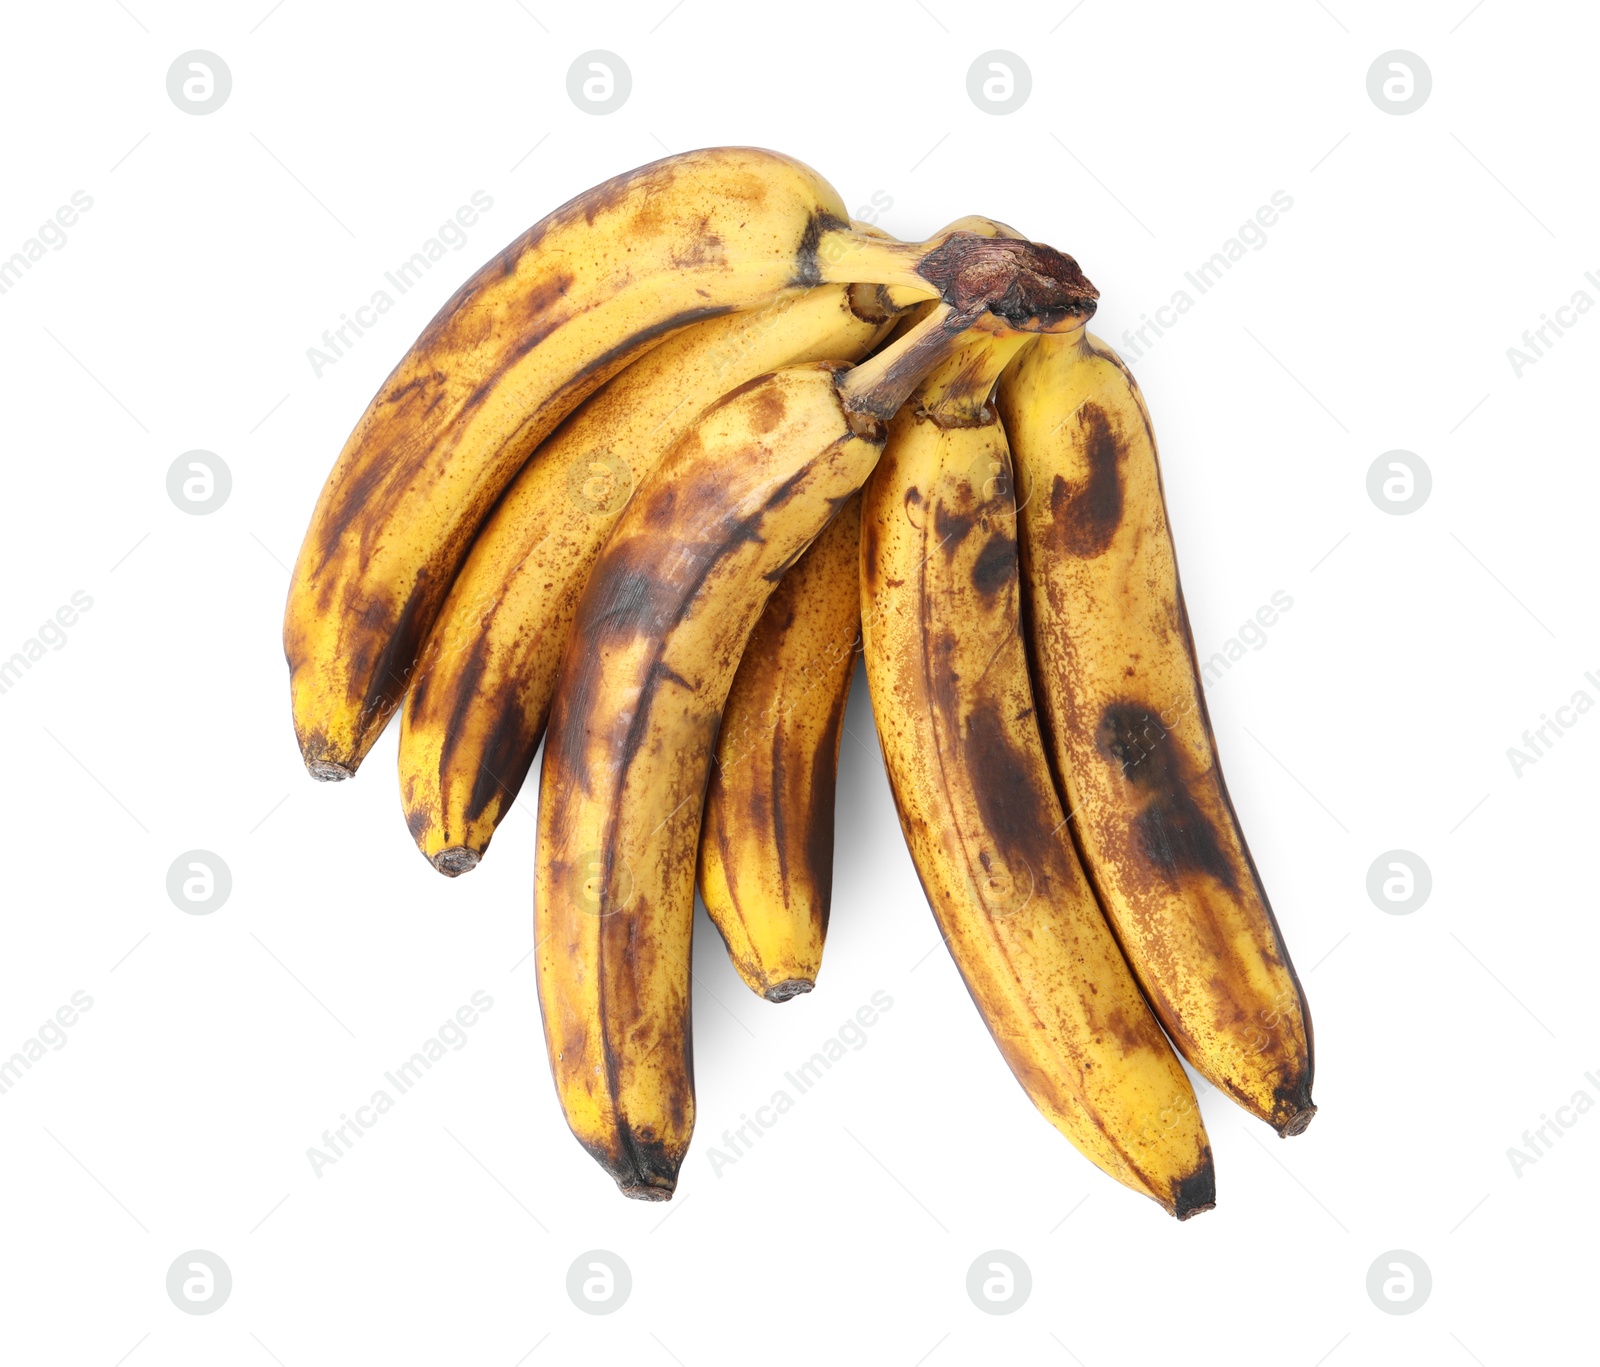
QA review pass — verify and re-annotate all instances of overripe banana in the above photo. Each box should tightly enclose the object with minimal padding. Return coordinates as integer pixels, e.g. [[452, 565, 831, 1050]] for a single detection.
[[696, 216, 1024, 1000], [277, 139, 1317, 1212], [398, 284, 896, 874], [860, 316, 1216, 1218], [284, 146, 980, 779], [997, 332, 1315, 1136], [532, 309, 968, 1198], [696, 492, 863, 1000], [533, 247, 1100, 1197]]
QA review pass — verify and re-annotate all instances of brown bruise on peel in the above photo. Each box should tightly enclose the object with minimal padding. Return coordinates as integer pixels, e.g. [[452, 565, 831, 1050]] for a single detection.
[[1048, 402, 1125, 559], [1094, 702, 1238, 893]]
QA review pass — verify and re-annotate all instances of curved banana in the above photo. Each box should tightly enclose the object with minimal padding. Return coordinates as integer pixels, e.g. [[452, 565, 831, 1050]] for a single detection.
[[696, 216, 1024, 1000], [696, 492, 862, 1000], [284, 146, 955, 779], [399, 285, 895, 874], [531, 280, 1108, 1198], [996, 332, 1315, 1137], [861, 317, 1217, 1218]]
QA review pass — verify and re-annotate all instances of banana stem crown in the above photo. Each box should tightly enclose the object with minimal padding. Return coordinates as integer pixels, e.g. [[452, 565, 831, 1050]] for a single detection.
[[817, 227, 1101, 334]]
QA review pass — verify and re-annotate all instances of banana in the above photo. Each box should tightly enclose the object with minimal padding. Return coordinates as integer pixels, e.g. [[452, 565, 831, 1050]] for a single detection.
[[398, 284, 896, 875], [531, 262, 1100, 1198], [696, 492, 863, 1000], [996, 332, 1316, 1136], [284, 146, 964, 779], [860, 316, 1217, 1218], [532, 310, 961, 1198], [696, 216, 1026, 999]]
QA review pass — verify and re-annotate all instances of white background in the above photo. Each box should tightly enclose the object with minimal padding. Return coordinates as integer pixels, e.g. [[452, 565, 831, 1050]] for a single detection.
[[0, 1, 1593, 1362]]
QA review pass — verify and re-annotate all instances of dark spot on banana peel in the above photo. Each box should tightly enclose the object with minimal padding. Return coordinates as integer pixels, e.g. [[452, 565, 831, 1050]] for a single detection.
[[1171, 1147, 1217, 1220], [1048, 403, 1125, 558], [933, 503, 975, 551], [1095, 702, 1238, 892], [350, 583, 432, 753], [915, 233, 1099, 328], [750, 387, 787, 434], [461, 694, 543, 832], [793, 210, 852, 288], [969, 531, 1016, 601], [559, 306, 736, 412], [653, 661, 694, 693], [960, 697, 1062, 901], [802, 676, 849, 936], [861, 516, 882, 593]]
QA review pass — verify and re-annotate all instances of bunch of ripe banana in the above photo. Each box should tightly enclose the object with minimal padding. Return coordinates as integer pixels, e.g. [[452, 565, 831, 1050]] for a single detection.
[[283, 147, 1314, 1219]]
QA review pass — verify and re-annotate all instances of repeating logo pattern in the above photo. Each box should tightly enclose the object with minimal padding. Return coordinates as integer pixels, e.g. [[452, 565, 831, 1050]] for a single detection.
[[166, 1250, 232, 1314], [567, 1250, 631, 1314], [966, 1250, 1031, 1314], [1366, 850, 1431, 916]]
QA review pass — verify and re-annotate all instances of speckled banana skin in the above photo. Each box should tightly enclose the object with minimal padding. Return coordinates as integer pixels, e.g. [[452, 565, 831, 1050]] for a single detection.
[[997, 331, 1315, 1137], [861, 321, 1216, 1219]]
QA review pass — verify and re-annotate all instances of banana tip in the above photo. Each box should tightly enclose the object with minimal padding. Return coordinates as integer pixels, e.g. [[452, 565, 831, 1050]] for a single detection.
[[619, 1179, 675, 1203], [1278, 1103, 1318, 1138], [307, 758, 353, 782], [1171, 1150, 1217, 1221], [764, 978, 815, 1003], [432, 847, 482, 877]]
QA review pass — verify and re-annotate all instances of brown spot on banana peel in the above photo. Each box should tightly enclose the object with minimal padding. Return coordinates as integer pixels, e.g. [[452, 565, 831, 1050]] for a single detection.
[[793, 210, 854, 288], [1095, 701, 1238, 893], [749, 386, 787, 434], [802, 677, 848, 941], [1047, 402, 1125, 559], [969, 531, 1015, 602]]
